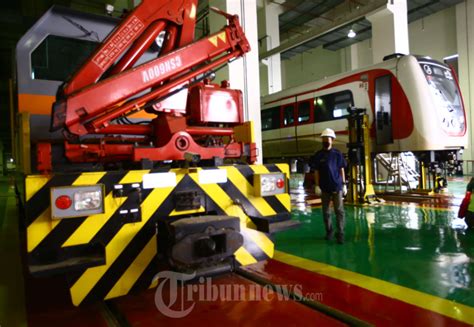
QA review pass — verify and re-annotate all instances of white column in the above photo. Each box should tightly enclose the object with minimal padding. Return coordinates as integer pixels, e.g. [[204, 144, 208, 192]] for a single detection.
[[262, 2, 283, 94], [456, 1, 474, 162], [209, 0, 263, 163], [366, 0, 409, 63], [350, 43, 359, 70]]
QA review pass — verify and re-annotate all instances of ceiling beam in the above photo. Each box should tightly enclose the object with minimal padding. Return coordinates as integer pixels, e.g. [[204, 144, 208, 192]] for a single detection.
[[260, 0, 387, 59]]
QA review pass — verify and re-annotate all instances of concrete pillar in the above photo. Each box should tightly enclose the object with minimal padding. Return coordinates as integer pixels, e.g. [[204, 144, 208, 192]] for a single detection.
[[209, 0, 263, 163], [456, 1, 474, 162], [350, 44, 359, 70], [260, 2, 283, 95], [366, 0, 409, 63]]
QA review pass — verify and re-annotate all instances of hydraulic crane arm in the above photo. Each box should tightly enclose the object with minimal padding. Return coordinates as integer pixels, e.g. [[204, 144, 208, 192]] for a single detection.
[[42, 0, 258, 169], [51, 4, 250, 136], [62, 0, 198, 96]]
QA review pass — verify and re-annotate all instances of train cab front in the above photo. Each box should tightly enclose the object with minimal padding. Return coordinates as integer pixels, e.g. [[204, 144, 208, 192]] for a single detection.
[[416, 55, 467, 148]]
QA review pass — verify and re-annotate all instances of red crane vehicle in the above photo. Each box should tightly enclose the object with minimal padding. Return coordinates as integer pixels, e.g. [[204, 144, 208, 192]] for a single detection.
[[14, 0, 295, 306]]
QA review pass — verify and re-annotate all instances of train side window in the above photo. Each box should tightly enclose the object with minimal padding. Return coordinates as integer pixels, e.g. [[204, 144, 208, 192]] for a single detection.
[[333, 91, 353, 118], [283, 105, 295, 126], [261, 107, 280, 131], [297, 101, 311, 124], [314, 96, 332, 122], [31, 35, 99, 81], [314, 90, 353, 122]]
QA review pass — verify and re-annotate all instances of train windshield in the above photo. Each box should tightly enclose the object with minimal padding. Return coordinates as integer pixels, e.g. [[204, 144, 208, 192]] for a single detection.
[[419, 61, 465, 135]]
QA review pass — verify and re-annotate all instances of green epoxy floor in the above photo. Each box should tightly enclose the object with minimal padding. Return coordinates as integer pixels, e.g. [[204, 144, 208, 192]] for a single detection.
[[1, 175, 473, 325], [277, 179, 474, 307], [0, 177, 27, 327]]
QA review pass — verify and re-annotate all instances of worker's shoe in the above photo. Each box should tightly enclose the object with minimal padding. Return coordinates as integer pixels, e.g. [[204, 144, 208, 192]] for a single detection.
[[336, 234, 344, 244]]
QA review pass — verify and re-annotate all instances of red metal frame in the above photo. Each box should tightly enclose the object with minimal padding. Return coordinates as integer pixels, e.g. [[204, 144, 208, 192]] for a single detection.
[[64, 133, 251, 163], [37, 143, 52, 174], [63, 0, 199, 95], [47, 1, 256, 169]]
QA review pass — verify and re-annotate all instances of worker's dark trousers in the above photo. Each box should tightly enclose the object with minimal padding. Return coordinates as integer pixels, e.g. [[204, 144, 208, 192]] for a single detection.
[[321, 191, 345, 237], [466, 210, 474, 229]]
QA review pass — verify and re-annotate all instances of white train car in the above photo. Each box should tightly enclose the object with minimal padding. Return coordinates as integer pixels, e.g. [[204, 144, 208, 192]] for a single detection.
[[261, 54, 467, 162]]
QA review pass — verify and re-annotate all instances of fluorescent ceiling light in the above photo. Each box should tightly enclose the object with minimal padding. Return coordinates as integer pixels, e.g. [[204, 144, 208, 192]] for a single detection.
[[443, 54, 459, 61], [348, 29, 356, 38]]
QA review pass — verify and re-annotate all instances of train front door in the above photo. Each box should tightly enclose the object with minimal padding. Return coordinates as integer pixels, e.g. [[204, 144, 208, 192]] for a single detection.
[[374, 75, 393, 145]]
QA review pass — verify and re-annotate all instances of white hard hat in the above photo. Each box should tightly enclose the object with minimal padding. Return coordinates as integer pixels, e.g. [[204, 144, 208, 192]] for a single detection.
[[321, 128, 336, 139]]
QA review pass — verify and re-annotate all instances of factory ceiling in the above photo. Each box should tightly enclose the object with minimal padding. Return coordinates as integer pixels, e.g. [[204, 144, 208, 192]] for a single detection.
[[276, 0, 464, 60]]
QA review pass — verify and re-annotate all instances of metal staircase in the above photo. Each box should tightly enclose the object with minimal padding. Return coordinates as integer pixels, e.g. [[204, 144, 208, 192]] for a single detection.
[[375, 153, 420, 192]]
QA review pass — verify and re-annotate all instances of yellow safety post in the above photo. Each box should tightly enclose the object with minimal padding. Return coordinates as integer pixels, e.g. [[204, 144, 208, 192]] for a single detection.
[[347, 108, 379, 205]]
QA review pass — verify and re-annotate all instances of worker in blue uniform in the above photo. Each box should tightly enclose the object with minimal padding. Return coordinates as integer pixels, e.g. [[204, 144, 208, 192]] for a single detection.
[[310, 128, 347, 244]]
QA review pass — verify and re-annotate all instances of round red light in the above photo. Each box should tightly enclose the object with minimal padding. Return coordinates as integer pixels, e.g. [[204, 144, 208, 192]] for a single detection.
[[55, 195, 72, 210], [276, 178, 285, 189]]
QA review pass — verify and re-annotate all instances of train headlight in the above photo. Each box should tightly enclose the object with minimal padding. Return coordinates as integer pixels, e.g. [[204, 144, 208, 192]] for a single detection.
[[254, 173, 286, 197], [74, 190, 102, 211], [51, 185, 105, 219], [261, 176, 276, 193]]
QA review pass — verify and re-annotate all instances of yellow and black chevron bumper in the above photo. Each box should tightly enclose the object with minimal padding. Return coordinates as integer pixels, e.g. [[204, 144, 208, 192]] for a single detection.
[[24, 164, 291, 306]]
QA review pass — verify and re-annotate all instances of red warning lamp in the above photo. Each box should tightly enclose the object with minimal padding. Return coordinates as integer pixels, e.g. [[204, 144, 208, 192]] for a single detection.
[[276, 178, 285, 189], [55, 195, 72, 210]]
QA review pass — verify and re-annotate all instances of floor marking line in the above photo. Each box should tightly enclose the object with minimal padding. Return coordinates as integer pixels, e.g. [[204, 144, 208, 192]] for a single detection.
[[274, 251, 474, 325], [304, 202, 458, 212]]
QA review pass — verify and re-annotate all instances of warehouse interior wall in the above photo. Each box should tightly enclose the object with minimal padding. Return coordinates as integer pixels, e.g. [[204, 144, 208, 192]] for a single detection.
[[280, 47, 343, 91], [353, 39, 373, 69], [409, 6, 457, 62]]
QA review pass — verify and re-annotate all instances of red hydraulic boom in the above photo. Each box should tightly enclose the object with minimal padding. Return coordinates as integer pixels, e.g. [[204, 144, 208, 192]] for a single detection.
[[47, 0, 256, 170]]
